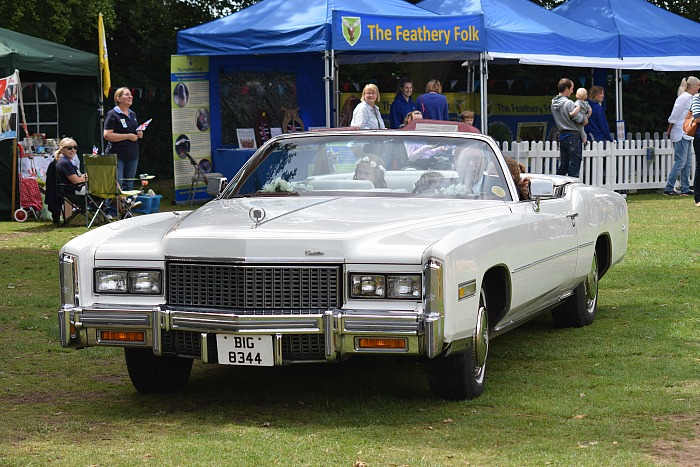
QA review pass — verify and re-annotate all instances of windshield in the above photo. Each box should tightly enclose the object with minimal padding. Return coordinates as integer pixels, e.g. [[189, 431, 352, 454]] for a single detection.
[[222, 134, 513, 201]]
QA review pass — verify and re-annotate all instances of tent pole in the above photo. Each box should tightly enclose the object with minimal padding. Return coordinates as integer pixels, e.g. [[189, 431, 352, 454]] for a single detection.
[[324, 51, 331, 128], [333, 54, 339, 127], [98, 72, 105, 153], [615, 69, 623, 123], [11, 139, 18, 217], [480, 53, 489, 135]]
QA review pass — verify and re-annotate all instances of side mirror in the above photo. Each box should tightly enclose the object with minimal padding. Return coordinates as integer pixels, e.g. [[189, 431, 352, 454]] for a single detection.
[[206, 176, 228, 197], [529, 179, 554, 212], [529, 179, 554, 197]]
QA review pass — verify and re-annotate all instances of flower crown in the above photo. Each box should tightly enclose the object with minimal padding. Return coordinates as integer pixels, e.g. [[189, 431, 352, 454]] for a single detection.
[[355, 156, 386, 173]]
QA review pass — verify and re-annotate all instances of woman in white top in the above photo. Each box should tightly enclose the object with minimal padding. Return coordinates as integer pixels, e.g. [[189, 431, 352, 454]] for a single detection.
[[350, 84, 386, 129], [664, 76, 700, 196]]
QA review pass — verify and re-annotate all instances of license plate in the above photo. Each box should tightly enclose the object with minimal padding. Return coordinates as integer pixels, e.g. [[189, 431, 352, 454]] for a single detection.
[[216, 334, 274, 366]]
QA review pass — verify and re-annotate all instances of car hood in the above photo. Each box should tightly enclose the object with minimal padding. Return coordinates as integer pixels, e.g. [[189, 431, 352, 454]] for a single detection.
[[94, 197, 508, 264]]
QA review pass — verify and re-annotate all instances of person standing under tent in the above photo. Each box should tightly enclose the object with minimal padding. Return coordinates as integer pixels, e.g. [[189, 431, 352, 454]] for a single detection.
[[664, 76, 699, 196], [416, 80, 449, 121], [586, 85, 614, 144], [103, 87, 143, 192], [350, 84, 385, 130], [389, 78, 416, 129], [551, 78, 586, 178]]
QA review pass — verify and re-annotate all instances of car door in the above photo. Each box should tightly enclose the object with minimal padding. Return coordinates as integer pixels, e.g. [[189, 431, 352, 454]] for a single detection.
[[508, 196, 578, 317]]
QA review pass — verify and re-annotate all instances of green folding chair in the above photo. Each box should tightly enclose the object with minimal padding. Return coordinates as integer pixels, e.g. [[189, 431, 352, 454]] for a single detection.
[[84, 155, 141, 228]]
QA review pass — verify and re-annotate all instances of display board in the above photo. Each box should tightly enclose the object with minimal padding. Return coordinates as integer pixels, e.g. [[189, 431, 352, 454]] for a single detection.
[[171, 55, 212, 204]]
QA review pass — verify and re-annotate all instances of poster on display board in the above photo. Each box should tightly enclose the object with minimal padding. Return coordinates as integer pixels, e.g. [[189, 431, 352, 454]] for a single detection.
[[171, 55, 212, 204], [0, 70, 20, 141]]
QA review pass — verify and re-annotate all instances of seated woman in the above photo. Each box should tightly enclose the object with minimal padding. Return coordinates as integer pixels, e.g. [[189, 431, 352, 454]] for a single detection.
[[354, 154, 387, 188], [54, 138, 87, 217], [505, 157, 530, 200], [453, 145, 486, 190]]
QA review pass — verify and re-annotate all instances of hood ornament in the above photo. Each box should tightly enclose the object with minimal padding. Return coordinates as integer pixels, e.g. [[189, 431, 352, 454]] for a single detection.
[[249, 207, 266, 229]]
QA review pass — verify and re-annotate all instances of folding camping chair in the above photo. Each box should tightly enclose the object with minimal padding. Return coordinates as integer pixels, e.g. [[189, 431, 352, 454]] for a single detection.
[[83, 154, 141, 228], [185, 153, 224, 206], [45, 159, 87, 227]]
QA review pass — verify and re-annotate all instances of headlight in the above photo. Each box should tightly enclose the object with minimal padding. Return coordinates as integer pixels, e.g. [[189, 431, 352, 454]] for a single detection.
[[350, 274, 421, 300], [387, 275, 421, 299], [95, 269, 162, 294], [351, 275, 385, 298], [128, 271, 162, 294]]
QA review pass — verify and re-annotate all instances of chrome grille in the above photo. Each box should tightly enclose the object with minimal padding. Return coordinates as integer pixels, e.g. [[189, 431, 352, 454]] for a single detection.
[[283, 334, 325, 361], [167, 263, 341, 313]]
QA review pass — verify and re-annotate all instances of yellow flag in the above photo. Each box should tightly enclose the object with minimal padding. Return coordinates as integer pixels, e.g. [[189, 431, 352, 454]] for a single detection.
[[98, 13, 111, 98]]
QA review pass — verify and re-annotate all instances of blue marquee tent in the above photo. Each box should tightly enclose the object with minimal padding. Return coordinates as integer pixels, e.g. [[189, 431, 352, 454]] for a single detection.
[[418, 0, 621, 130], [552, 0, 700, 121], [417, 0, 618, 60], [177, 0, 484, 133], [553, 0, 700, 71], [178, 0, 477, 57]]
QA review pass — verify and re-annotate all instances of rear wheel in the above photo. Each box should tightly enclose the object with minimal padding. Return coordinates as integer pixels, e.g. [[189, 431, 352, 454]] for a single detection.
[[124, 348, 193, 393], [428, 289, 488, 400], [552, 252, 599, 328]]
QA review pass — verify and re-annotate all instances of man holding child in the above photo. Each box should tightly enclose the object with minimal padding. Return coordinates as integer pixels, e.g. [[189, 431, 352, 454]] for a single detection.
[[551, 78, 587, 177]]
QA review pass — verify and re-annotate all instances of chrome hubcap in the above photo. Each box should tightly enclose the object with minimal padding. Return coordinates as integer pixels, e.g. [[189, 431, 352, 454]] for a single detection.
[[473, 304, 489, 376], [585, 254, 599, 313]]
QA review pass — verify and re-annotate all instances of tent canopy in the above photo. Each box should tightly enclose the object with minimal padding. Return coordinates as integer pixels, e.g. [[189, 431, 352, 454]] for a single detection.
[[417, 0, 618, 60], [178, 0, 447, 55], [553, 0, 700, 71], [0, 27, 98, 76]]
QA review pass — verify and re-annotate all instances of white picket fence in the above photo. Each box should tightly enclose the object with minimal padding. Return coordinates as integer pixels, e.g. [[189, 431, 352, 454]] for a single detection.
[[500, 133, 696, 191]]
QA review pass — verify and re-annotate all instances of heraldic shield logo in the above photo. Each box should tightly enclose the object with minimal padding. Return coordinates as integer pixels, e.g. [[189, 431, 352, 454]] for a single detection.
[[342, 17, 361, 46]]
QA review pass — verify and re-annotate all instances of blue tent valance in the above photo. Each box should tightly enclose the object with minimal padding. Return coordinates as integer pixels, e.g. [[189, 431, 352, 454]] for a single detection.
[[331, 11, 483, 52]]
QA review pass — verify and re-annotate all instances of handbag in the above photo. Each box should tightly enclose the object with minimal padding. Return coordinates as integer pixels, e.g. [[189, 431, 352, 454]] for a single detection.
[[682, 110, 698, 137]]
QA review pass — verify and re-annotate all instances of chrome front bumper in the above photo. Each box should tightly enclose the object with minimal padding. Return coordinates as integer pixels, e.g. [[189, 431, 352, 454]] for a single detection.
[[58, 305, 444, 362]]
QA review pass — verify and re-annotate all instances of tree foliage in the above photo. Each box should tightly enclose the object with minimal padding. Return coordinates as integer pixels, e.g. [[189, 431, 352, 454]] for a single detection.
[[0, 0, 256, 177]]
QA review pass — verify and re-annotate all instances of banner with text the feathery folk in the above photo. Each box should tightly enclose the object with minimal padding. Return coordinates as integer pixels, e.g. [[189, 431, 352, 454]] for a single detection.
[[332, 10, 483, 52]]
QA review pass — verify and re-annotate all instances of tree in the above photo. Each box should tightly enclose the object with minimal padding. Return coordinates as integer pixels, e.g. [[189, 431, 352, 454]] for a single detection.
[[0, 0, 257, 177]]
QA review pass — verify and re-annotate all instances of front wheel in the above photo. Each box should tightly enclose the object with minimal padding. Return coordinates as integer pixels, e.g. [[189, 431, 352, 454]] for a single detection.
[[428, 289, 488, 400], [552, 252, 599, 328], [13, 208, 28, 222], [124, 348, 193, 393]]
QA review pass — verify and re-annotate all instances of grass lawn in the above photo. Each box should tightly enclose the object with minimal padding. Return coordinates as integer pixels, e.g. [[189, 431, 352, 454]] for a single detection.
[[0, 189, 698, 466]]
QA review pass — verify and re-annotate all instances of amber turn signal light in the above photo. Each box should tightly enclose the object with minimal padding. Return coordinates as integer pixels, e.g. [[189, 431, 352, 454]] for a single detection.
[[99, 330, 145, 343], [357, 337, 406, 349]]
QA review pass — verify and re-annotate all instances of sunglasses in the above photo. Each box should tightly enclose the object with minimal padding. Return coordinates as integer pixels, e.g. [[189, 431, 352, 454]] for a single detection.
[[63, 146, 78, 150]]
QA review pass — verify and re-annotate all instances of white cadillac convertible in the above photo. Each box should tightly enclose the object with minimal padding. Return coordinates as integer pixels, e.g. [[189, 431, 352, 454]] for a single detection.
[[58, 130, 628, 400]]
